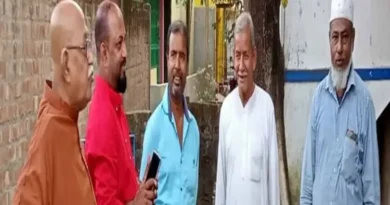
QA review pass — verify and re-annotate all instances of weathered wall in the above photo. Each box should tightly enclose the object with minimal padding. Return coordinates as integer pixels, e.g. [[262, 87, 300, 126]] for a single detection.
[[126, 110, 151, 170], [122, 0, 150, 112], [171, 0, 187, 24], [0, 0, 150, 204], [190, 102, 220, 205], [189, 6, 215, 75], [126, 102, 220, 205]]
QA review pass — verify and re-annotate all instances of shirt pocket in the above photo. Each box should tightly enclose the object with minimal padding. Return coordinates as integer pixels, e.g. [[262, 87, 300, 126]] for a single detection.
[[249, 132, 265, 183], [250, 154, 264, 182], [159, 154, 175, 186], [341, 129, 359, 184]]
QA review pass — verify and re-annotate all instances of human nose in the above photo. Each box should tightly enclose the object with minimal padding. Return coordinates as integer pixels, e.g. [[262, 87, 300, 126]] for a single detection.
[[336, 38, 343, 55], [174, 55, 180, 70], [237, 55, 245, 72], [121, 41, 127, 58]]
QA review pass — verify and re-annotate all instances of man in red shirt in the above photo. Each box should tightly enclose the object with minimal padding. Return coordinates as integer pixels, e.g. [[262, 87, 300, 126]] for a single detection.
[[84, 1, 157, 205]]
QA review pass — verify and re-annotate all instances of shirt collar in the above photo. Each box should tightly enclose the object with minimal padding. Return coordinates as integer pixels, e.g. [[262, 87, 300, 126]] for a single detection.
[[235, 84, 257, 113], [94, 75, 123, 108], [161, 85, 191, 121], [44, 80, 79, 123], [325, 64, 356, 93]]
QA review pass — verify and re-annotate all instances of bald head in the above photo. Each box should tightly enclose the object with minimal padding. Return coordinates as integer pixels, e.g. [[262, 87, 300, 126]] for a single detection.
[[49, 0, 93, 112], [95, 0, 123, 62], [50, 0, 88, 66], [95, 0, 127, 93]]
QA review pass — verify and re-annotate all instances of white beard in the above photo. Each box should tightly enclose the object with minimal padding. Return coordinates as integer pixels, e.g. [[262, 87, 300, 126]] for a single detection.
[[331, 59, 352, 90]]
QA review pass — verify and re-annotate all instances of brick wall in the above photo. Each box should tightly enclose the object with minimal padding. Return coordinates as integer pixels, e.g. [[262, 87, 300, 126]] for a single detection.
[[0, 0, 150, 204], [0, 0, 55, 203]]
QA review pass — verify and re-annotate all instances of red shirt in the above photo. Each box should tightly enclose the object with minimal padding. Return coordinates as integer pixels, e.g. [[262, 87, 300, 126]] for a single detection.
[[85, 75, 139, 205]]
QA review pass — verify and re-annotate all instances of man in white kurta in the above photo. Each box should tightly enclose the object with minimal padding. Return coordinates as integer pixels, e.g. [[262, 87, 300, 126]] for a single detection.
[[215, 12, 280, 205]]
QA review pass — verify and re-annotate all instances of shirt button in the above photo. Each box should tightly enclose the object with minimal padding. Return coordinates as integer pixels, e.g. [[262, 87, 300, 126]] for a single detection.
[[333, 168, 337, 173], [180, 188, 182, 191], [336, 137, 339, 142]]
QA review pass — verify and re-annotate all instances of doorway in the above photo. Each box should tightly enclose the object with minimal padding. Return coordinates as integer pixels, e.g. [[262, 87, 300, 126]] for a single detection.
[[162, 0, 171, 83]]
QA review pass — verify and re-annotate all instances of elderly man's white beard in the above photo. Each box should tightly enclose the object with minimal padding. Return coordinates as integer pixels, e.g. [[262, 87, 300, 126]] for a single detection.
[[331, 59, 352, 90]]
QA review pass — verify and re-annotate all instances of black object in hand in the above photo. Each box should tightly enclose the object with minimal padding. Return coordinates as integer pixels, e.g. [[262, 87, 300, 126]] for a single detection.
[[146, 151, 161, 180]]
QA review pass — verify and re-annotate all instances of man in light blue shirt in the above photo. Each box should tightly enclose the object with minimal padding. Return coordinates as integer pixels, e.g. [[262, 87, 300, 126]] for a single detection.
[[300, 0, 380, 204], [139, 20, 200, 205]]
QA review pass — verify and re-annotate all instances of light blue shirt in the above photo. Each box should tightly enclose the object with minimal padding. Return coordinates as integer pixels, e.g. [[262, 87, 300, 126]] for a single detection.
[[300, 68, 380, 205], [139, 86, 200, 205]]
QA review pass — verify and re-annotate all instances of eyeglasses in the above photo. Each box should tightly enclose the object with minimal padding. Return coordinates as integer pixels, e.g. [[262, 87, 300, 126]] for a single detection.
[[66, 39, 92, 60]]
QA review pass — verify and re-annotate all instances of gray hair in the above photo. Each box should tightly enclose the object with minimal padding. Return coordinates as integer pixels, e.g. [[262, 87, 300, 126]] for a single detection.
[[234, 12, 255, 48], [166, 20, 189, 56]]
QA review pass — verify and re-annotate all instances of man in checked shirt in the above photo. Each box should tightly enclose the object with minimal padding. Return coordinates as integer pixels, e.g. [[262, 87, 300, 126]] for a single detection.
[[300, 0, 380, 204]]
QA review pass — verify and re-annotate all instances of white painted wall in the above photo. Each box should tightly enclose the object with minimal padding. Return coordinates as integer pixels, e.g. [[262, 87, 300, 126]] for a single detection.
[[282, 0, 390, 69], [171, 0, 187, 24], [281, 0, 390, 202]]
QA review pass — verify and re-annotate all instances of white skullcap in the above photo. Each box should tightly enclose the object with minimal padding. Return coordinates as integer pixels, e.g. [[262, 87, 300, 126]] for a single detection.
[[329, 0, 354, 23]]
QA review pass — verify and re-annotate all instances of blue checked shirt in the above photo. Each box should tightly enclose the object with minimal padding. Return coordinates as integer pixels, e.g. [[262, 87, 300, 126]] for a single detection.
[[300, 68, 380, 205]]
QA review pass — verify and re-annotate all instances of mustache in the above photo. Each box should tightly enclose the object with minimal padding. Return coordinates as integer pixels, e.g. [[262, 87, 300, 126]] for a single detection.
[[173, 68, 183, 77], [121, 58, 127, 70]]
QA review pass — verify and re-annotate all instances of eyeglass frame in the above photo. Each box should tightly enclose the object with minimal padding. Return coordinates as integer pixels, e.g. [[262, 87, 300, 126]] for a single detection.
[[65, 39, 92, 61]]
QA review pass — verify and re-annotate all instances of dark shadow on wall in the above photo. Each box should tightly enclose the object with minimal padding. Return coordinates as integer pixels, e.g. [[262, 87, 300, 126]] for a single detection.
[[126, 102, 221, 205], [377, 102, 390, 205]]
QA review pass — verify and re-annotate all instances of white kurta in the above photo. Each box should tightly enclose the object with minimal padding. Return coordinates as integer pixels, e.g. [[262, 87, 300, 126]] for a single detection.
[[215, 85, 280, 205]]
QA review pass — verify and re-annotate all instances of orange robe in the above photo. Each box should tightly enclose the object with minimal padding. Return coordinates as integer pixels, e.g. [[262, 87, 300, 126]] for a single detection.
[[13, 81, 96, 205]]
